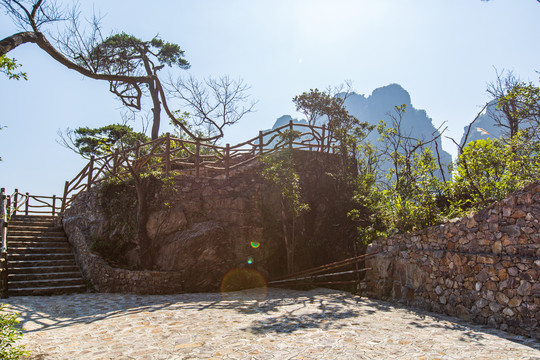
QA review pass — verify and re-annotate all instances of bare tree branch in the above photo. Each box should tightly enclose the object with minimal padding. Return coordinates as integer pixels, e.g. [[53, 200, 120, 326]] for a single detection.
[[168, 75, 257, 142]]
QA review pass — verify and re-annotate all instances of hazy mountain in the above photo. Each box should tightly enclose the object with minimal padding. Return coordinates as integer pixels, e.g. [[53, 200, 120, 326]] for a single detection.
[[271, 115, 307, 129], [459, 101, 503, 147], [268, 84, 453, 177]]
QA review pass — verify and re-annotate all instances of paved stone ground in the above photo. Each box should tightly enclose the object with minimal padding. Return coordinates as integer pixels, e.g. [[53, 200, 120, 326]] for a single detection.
[[2, 288, 539, 360]]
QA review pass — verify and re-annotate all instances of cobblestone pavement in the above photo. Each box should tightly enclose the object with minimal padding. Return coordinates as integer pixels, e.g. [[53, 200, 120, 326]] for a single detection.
[[2, 288, 539, 359]]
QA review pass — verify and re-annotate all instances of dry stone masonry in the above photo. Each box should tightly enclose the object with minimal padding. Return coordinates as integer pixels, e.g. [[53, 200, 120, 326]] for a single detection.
[[366, 181, 540, 339]]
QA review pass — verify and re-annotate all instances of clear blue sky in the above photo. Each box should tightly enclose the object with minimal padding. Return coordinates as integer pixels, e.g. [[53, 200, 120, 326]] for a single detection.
[[1, 0, 539, 196]]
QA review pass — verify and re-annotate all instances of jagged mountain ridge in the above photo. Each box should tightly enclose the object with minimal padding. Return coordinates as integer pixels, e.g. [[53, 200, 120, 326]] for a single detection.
[[267, 84, 453, 175], [459, 101, 503, 147]]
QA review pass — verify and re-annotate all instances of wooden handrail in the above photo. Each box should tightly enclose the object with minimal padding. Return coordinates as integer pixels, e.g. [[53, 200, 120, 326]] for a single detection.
[[1, 188, 9, 298], [56, 122, 341, 213]]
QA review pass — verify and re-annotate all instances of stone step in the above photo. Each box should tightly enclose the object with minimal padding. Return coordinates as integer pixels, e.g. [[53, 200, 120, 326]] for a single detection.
[[9, 284, 86, 296], [9, 259, 78, 268], [10, 215, 56, 222], [8, 229, 65, 236], [9, 246, 72, 255], [8, 241, 71, 248], [9, 253, 76, 261], [9, 277, 85, 289], [10, 265, 80, 275], [7, 235, 68, 241], [9, 272, 84, 282], [8, 220, 57, 228], [5, 215, 86, 296]]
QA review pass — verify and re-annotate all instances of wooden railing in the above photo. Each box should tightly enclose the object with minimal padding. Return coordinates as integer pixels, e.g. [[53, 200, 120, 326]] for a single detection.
[[59, 121, 339, 213], [1, 188, 9, 298], [0, 188, 65, 298], [7, 189, 63, 217], [1, 122, 339, 218]]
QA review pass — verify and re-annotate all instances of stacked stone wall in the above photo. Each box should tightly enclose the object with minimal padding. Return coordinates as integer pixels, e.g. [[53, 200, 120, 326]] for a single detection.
[[63, 191, 184, 294], [366, 181, 540, 339]]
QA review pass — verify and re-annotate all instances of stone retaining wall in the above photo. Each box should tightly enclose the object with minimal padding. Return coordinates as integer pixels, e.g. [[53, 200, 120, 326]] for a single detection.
[[366, 181, 540, 339], [63, 208, 184, 294]]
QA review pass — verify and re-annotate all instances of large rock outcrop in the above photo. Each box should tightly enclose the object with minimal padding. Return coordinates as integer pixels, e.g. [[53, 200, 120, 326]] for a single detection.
[[63, 151, 358, 293]]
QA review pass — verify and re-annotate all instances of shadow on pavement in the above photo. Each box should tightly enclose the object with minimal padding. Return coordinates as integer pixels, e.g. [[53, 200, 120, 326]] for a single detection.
[[2, 287, 539, 351]]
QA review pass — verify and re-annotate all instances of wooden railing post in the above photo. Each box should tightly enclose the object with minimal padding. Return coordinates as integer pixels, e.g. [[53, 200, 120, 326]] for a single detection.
[[0, 246, 7, 298], [24, 192, 29, 215], [135, 140, 141, 159], [165, 132, 171, 175], [289, 120, 294, 149], [259, 131, 264, 155], [13, 189, 18, 216], [113, 149, 119, 176], [195, 140, 200, 178], [61, 181, 69, 214], [1, 188, 9, 298], [88, 156, 95, 189], [7, 194, 11, 217], [52, 195, 56, 217], [321, 124, 326, 152], [225, 144, 230, 179]]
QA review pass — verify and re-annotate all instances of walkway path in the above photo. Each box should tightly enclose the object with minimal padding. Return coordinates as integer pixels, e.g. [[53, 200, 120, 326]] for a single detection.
[[3, 288, 539, 359]]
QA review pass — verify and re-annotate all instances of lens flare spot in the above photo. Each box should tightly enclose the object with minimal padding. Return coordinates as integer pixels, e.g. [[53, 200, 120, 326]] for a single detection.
[[247, 256, 254, 264], [250, 241, 260, 248], [220, 268, 268, 301]]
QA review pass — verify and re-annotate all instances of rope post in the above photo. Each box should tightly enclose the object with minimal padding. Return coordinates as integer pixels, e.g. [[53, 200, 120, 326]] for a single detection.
[[61, 181, 69, 214], [165, 132, 171, 175], [13, 189, 18, 216], [52, 195, 56, 217], [225, 144, 230, 179], [321, 124, 326, 152], [88, 156, 95, 189], [24, 192, 29, 216], [195, 140, 200, 178], [259, 131, 264, 155]]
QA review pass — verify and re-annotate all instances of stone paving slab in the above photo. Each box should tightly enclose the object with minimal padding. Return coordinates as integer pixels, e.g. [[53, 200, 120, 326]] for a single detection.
[[2, 288, 539, 359]]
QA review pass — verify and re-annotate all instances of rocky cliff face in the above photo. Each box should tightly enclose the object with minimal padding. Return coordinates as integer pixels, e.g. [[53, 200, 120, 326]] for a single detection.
[[63, 151, 358, 293]]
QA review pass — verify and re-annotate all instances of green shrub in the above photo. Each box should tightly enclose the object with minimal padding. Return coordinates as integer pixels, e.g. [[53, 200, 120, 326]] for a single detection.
[[0, 305, 28, 360]]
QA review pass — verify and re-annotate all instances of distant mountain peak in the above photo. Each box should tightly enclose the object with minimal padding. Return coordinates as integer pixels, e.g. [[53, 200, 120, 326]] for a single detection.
[[272, 115, 306, 129], [369, 83, 412, 106]]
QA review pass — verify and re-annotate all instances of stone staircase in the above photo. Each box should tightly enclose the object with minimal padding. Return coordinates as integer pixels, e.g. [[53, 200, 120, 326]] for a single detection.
[[6, 215, 86, 296]]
